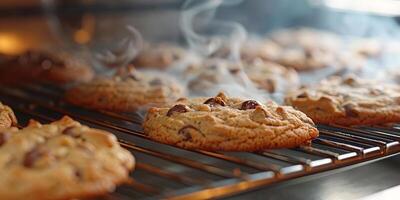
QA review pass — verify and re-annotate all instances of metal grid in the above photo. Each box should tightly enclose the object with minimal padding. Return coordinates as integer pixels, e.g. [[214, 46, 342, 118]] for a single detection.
[[1, 83, 400, 200]]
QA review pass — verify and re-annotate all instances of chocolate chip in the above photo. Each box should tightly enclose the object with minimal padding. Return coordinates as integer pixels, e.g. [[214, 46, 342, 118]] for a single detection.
[[342, 77, 357, 86], [178, 125, 200, 141], [296, 92, 308, 98], [304, 49, 313, 58], [176, 97, 187, 102], [0, 132, 10, 146], [74, 169, 83, 180], [343, 104, 359, 117], [172, 52, 181, 60], [150, 78, 163, 86], [62, 126, 80, 138], [23, 147, 48, 168], [167, 104, 189, 116], [204, 97, 226, 107], [208, 64, 218, 70], [229, 68, 240, 74], [240, 100, 260, 110], [369, 88, 384, 95], [276, 106, 285, 113]]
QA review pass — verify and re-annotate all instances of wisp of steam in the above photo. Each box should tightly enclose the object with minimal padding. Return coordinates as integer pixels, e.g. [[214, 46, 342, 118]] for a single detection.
[[94, 25, 143, 74], [180, 0, 272, 102]]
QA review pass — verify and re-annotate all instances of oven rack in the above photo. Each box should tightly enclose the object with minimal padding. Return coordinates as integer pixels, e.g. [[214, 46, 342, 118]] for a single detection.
[[0, 83, 399, 199]]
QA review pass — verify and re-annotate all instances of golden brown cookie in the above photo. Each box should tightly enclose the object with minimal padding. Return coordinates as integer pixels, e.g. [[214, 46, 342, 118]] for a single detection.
[[270, 28, 342, 52], [0, 102, 17, 129], [143, 92, 318, 151], [186, 59, 244, 95], [210, 29, 347, 72], [131, 43, 186, 69], [285, 76, 400, 125], [0, 116, 134, 200], [65, 66, 184, 112], [242, 59, 300, 93], [268, 28, 343, 71], [186, 59, 299, 94], [0, 51, 94, 85]]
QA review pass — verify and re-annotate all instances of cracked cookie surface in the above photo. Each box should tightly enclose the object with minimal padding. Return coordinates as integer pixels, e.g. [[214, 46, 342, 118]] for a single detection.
[[0, 116, 134, 200], [65, 66, 184, 112], [285, 76, 400, 125], [0, 102, 17, 129], [143, 92, 318, 151]]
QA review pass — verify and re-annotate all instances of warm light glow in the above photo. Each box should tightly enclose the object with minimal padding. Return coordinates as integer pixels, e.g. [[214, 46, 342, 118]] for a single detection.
[[74, 29, 91, 44], [74, 14, 95, 44], [0, 33, 25, 55]]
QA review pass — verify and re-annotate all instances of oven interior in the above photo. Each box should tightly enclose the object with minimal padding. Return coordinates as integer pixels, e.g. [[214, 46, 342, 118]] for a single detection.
[[1, 0, 400, 199]]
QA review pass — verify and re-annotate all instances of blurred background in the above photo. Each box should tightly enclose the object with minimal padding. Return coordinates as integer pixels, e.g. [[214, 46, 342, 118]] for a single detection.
[[1, 0, 399, 55]]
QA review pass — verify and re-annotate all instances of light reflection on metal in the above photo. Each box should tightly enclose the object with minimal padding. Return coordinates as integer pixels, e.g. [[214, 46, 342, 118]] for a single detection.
[[312, 0, 400, 16]]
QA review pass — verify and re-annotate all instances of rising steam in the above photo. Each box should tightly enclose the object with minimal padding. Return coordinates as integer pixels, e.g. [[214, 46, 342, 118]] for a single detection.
[[181, 0, 246, 60], [180, 0, 271, 102], [94, 25, 143, 73]]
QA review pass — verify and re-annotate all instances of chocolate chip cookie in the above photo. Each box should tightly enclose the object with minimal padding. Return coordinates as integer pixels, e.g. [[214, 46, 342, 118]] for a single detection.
[[187, 59, 299, 95], [65, 66, 184, 112], [268, 28, 343, 71], [0, 102, 17, 129], [143, 92, 318, 151], [131, 43, 186, 69], [285, 76, 400, 125], [186, 59, 244, 95], [0, 116, 134, 200], [0, 51, 94, 85], [242, 59, 300, 93]]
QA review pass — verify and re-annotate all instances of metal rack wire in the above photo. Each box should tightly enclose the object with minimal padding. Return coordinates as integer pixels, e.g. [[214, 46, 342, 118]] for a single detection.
[[0, 83, 399, 199]]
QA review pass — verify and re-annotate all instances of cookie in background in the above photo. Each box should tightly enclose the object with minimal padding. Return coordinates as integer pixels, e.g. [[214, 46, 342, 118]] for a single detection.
[[285, 75, 400, 125], [65, 65, 184, 112], [0, 50, 94, 85]]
